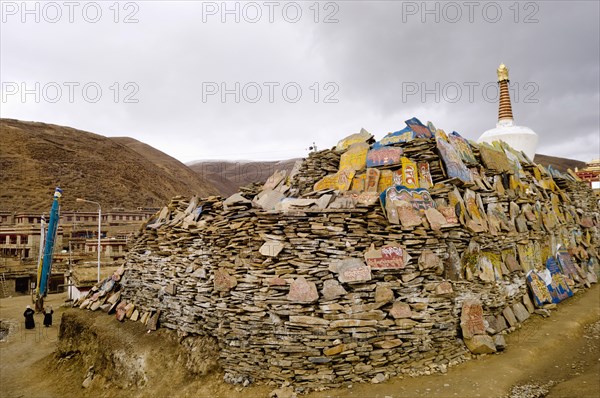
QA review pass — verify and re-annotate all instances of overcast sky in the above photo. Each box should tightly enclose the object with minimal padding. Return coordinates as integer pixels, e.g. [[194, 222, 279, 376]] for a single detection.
[[1, 1, 599, 163]]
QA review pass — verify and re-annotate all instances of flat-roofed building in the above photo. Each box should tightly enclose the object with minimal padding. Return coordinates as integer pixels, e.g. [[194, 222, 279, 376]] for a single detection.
[[0, 224, 63, 260], [84, 237, 127, 259], [575, 159, 600, 190]]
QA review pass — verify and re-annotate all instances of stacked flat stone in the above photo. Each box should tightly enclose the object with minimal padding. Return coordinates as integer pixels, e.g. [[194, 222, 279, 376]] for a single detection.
[[289, 149, 341, 196], [115, 203, 468, 389], [74, 129, 600, 392]]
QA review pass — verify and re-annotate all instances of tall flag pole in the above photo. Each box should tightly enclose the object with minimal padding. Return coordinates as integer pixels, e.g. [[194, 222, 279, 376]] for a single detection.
[[38, 187, 62, 298], [35, 214, 46, 296]]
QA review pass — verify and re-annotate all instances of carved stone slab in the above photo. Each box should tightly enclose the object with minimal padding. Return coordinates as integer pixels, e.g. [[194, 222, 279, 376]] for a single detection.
[[330, 258, 372, 283], [436, 133, 472, 183], [335, 128, 372, 152], [377, 126, 414, 146], [400, 157, 419, 189], [314, 168, 356, 191], [546, 257, 573, 303], [364, 243, 411, 270], [365, 168, 380, 192], [339, 143, 369, 172], [377, 170, 394, 193], [526, 270, 553, 307], [287, 277, 319, 303], [460, 299, 485, 339], [405, 117, 433, 138], [448, 131, 477, 164], [366, 146, 403, 168], [418, 162, 433, 189], [214, 268, 237, 292]]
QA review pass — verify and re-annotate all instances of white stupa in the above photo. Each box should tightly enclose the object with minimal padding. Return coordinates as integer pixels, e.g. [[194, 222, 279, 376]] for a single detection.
[[477, 64, 538, 160]]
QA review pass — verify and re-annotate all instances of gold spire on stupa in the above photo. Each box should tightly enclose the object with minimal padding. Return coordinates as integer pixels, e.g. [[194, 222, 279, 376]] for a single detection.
[[497, 63, 514, 122], [497, 63, 510, 82]]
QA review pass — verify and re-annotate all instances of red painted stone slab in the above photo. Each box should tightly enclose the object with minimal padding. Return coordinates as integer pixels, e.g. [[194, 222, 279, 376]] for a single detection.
[[460, 299, 485, 339], [287, 277, 319, 302], [366, 147, 403, 168], [364, 244, 410, 270]]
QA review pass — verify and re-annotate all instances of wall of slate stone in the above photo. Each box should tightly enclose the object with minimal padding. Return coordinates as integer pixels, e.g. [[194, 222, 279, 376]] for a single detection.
[[116, 141, 600, 390], [121, 201, 471, 388]]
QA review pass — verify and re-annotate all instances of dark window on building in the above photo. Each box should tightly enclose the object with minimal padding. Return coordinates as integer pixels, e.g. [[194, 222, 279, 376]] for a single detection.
[[49, 275, 64, 293], [15, 277, 29, 293]]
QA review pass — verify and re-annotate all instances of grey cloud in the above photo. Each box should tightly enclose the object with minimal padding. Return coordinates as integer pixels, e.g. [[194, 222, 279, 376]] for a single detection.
[[1, 1, 598, 162]]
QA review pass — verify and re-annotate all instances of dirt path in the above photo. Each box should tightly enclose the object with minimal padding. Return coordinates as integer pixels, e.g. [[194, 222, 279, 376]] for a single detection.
[[0, 293, 67, 397], [1, 286, 598, 398]]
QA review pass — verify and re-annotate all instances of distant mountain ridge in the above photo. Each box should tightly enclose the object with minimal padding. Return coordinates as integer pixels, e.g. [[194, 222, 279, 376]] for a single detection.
[[0, 119, 217, 211]]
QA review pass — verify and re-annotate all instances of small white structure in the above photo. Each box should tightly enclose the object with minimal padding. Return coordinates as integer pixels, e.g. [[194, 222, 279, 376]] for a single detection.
[[478, 64, 538, 160], [67, 265, 119, 301]]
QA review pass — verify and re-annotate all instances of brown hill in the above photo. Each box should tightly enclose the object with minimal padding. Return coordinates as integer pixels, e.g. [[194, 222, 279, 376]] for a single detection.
[[533, 154, 587, 173], [0, 119, 217, 212], [109, 136, 219, 196], [188, 159, 299, 197]]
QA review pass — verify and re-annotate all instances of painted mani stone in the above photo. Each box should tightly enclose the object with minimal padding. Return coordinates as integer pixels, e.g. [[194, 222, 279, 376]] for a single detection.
[[399, 157, 419, 189], [380, 185, 435, 225], [339, 143, 369, 172], [365, 168, 380, 193], [526, 270, 553, 307], [448, 131, 477, 164], [366, 146, 403, 168], [418, 162, 433, 189], [364, 243, 411, 270], [546, 257, 573, 303], [314, 168, 356, 191], [405, 117, 433, 138], [436, 133, 472, 183]]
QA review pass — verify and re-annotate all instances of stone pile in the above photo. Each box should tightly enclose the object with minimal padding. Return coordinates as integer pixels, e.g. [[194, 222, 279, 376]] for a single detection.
[[74, 118, 600, 391], [289, 149, 340, 196], [117, 201, 469, 388]]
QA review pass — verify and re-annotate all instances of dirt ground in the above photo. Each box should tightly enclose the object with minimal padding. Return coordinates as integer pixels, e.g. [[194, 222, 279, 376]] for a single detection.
[[0, 293, 67, 397], [1, 286, 599, 398]]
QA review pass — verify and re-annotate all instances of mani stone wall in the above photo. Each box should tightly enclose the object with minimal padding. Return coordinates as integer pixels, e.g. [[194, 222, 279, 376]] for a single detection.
[[115, 128, 599, 390], [122, 198, 472, 388]]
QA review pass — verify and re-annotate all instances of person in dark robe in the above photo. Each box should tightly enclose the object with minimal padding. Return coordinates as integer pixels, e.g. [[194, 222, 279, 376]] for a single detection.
[[43, 306, 54, 327], [24, 305, 35, 329]]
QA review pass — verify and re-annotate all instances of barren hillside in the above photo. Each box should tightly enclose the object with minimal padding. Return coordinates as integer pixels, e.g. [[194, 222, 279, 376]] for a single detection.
[[188, 159, 299, 196], [533, 154, 587, 173], [0, 119, 218, 211]]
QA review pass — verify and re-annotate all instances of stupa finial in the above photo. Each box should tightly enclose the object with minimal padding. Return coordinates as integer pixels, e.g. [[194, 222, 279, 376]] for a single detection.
[[497, 63, 510, 83]]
